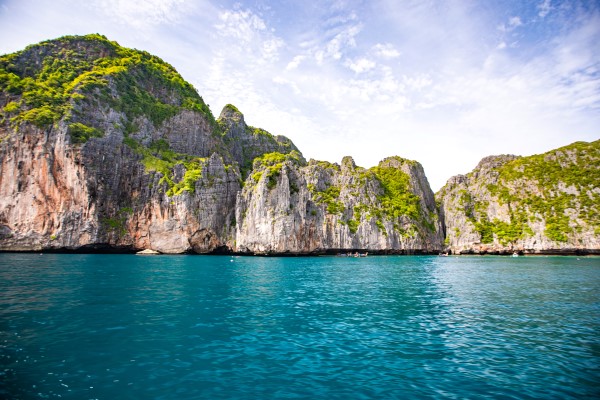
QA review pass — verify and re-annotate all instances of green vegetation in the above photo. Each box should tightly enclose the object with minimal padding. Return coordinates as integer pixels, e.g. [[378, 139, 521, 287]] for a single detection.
[[494, 141, 598, 242], [11, 105, 63, 128], [123, 137, 210, 197], [308, 183, 344, 215], [167, 159, 205, 197], [342, 203, 369, 234], [3, 101, 20, 113], [459, 194, 533, 245], [376, 219, 387, 236], [248, 126, 273, 139], [227, 124, 299, 179], [347, 218, 359, 234], [223, 103, 240, 113], [250, 151, 303, 190], [473, 216, 494, 244], [250, 171, 263, 184], [68, 122, 103, 144], [357, 159, 438, 237], [101, 207, 133, 236], [0, 34, 215, 131], [353, 203, 369, 219], [370, 164, 420, 221], [457, 140, 599, 244], [314, 160, 340, 172], [304, 158, 434, 238]]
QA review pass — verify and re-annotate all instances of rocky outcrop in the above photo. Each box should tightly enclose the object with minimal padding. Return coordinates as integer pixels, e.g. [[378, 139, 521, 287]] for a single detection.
[[436, 141, 600, 254], [2, 35, 596, 255], [218, 104, 302, 176], [0, 35, 446, 255], [235, 154, 444, 254], [0, 98, 242, 253], [0, 35, 295, 253]]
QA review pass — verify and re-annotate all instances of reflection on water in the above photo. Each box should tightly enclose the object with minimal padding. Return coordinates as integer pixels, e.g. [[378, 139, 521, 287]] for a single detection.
[[1, 254, 599, 399]]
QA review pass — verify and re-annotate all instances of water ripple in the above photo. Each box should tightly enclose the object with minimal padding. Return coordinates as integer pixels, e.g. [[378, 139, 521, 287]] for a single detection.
[[0, 254, 599, 399]]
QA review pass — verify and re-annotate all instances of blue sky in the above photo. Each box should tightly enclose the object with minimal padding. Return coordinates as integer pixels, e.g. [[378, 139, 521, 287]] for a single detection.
[[1, 0, 598, 190]]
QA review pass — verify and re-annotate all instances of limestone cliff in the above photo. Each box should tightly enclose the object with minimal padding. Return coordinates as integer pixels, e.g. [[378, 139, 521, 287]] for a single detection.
[[0, 35, 294, 253], [436, 141, 600, 254], [0, 34, 446, 254], [218, 104, 301, 177], [8, 35, 596, 256], [235, 154, 444, 254]]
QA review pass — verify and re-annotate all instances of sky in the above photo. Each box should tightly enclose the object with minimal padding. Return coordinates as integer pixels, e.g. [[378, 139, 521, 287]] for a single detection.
[[0, 0, 599, 190]]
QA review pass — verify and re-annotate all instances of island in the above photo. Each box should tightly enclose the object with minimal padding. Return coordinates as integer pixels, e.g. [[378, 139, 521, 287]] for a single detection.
[[1, 35, 598, 255]]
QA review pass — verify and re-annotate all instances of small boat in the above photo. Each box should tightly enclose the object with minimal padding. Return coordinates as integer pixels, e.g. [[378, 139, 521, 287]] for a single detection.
[[512, 252, 519, 257], [337, 252, 368, 257], [439, 252, 449, 257]]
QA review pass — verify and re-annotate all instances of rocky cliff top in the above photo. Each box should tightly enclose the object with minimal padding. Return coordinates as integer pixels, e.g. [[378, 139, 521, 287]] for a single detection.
[[474, 154, 520, 171], [1, 34, 214, 133], [1, 34, 301, 171], [436, 140, 600, 254], [216, 103, 302, 176]]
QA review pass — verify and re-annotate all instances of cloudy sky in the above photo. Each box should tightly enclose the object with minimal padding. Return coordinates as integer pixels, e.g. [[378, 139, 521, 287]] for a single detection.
[[1, 0, 599, 190]]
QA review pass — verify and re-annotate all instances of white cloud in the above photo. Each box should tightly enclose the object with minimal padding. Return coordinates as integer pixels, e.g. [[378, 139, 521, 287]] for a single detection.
[[272, 76, 302, 95], [345, 57, 376, 73], [498, 16, 523, 33], [262, 37, 284, 62], [201, 1, 598, 190], [323, 10, 358, 27], [286, 55, 306, 70], [98, 0, 189, 28], [211, 6, 286, 69], [322, 23, 362, 60], [0, 0, 598, 192], [215, 8, 267, 42], [538, 0, 552, 18], [373, 43, 400, 59], [550, 12, 600, 77], [508, 16, 522, 28], [403, 74, 432, 91]]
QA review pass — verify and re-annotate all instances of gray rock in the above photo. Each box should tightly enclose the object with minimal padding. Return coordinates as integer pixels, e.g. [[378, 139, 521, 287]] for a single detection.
[[235, 155, 444, 254], [436, 143, 600, 254]]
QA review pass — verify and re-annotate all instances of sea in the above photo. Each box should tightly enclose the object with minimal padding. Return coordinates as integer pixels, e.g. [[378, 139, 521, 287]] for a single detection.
[[0, 253, 598, 399]]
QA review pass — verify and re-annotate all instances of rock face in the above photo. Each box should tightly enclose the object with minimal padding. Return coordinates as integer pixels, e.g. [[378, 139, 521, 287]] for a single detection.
[[236, 154, 443, 254], [1, 35, 597, 255], [0, 35, 292, 253], [218, 104, 301, 176], [436, 141, 600, 254], [0, 34, 443, 254]]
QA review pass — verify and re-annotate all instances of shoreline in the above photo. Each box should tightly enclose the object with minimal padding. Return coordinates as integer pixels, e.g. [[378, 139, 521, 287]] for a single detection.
[[1, 247, 599, 257]]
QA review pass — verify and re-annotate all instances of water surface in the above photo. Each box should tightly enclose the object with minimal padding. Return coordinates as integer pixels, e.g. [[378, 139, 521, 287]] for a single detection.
[[1, 254, 599, 399]]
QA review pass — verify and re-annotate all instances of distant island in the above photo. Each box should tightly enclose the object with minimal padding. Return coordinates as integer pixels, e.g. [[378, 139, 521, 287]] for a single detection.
[[1, 34, 598, 255]]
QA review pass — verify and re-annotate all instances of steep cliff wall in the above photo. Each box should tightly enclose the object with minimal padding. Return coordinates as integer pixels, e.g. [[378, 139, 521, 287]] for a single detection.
[[7, 35, 594, 256], [236, 154, 444, 254], [218, 104, 302, 177], [0, 34, 446, 254], [0, 35, 295, 253], [436, 141, 600, 254]]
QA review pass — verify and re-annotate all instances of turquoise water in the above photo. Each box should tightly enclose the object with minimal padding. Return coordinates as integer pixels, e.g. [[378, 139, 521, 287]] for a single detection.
[[0, 254, 598, 399]]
